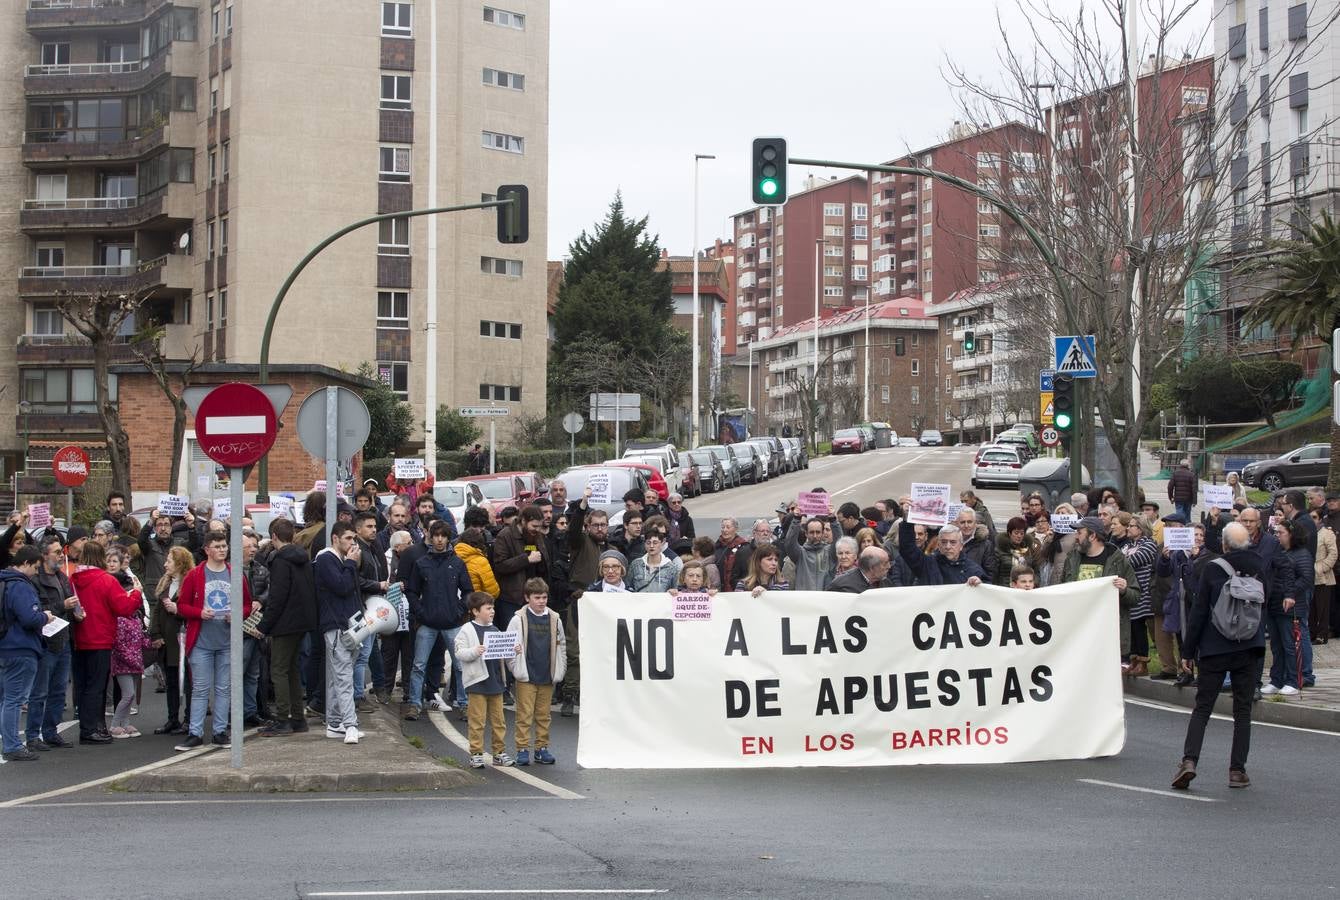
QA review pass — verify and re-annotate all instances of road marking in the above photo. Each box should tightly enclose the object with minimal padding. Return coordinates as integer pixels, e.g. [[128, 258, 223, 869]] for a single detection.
[[0, 743, 220, 808], [828, 451, 929, 497], [1124, 697, 1340, 737], [427, 712, 584, 800], [306, 892, 667, 898], [10, 794, 559, 810], [1078, 778, 1218, 803]]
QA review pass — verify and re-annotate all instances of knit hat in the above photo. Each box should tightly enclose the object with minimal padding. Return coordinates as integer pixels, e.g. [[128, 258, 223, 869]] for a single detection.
[[65, 526, 89, 545], [1076, 516, 1106, 535], [599, 549, 628, 570]]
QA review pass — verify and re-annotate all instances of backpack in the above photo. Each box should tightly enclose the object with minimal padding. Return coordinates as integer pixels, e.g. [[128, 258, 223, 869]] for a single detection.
[[1210, 559, 1265, 641]]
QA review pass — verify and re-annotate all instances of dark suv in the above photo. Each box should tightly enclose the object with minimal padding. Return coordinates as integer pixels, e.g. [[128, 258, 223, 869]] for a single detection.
[[1241, 443, 1330, 492]]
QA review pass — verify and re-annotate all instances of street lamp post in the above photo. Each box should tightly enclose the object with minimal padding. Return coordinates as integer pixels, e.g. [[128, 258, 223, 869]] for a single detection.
[[18, 400, 31, 475], [690, 153, 715, 449]]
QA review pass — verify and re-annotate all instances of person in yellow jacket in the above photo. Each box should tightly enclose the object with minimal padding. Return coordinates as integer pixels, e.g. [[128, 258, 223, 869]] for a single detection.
[[455, 528, 499, 599]]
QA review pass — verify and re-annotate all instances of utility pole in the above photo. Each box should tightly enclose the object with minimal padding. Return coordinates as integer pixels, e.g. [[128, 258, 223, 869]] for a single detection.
[[690, 153, 715, 448]]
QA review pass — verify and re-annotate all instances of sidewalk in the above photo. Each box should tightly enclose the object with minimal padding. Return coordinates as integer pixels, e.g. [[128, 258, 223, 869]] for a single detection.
[[119, 704, 477, 792]]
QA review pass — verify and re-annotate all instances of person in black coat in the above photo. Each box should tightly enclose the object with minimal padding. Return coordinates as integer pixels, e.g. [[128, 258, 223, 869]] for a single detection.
[[256, 519, 318, 736], [1172, 522, 1265, 790], [828, 548, 901, 593]]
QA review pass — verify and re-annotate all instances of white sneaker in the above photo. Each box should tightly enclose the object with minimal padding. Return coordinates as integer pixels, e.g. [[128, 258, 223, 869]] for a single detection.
[[1259, 684, 1279, 696], [343, 727, 361, 744], [325, 727, 346, 739], [1280, 685, 1300, 696], [428, 698, 449, 711], [469, 754, 486, 768]]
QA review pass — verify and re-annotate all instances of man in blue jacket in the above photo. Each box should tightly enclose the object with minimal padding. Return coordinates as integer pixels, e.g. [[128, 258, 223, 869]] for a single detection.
[[403, 520, 474, 722], [1, 547, 55, 761], [315, 523, 363, 745], [896, 511, 986, 586], [1173, 523, 1265, 790]]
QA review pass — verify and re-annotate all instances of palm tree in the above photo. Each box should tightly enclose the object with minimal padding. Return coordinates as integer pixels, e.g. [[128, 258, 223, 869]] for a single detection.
[[1243, 211, 1340, 489]]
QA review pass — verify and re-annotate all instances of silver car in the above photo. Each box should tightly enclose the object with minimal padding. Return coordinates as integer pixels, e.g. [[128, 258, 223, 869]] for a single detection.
[[698, 444, 743, 487]]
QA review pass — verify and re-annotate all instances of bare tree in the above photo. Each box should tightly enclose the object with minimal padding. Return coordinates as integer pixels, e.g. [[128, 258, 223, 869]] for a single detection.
[[128, 325, 202, 495], [943, 0, 1339, 496]]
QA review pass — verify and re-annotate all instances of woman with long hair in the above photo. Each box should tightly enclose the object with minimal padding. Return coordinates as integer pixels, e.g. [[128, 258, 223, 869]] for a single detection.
[[735, 544, 789, 596], [148, 546, 195, 736], [69, 541, 142, 744]]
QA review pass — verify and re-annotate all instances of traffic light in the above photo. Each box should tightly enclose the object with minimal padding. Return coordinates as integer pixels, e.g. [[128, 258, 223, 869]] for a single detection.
[[496, 184, 529, 244], [963, 330, 975, 354], [752, 137, 788, 204], [1053, 374, 1075, 433]]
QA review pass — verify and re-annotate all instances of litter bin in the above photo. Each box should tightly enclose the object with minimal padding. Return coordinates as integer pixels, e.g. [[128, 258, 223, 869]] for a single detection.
[[1019, 457, 1090, 511], [870, 422, 893, 448]]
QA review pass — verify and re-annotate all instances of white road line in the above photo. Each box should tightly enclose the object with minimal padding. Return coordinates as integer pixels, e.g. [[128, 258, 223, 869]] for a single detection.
[[828, 451, 930, 497], [1124, 697, 1340, 737], [0, 743, 220, 808], [10, 795, 559, 810], [1078, 778, 1218, 803], [427, 712, 584, 801], [306, 892, 667, 898]]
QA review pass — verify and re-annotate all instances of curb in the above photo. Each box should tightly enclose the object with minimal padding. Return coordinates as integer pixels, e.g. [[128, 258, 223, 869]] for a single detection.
[[1124, 677, 1340, 733], [119, 767, 473, 793]]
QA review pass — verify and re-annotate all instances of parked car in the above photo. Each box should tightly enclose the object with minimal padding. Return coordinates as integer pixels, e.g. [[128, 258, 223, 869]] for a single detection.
[[686, 449, 726, 493], [462, 473, 528, 515], [779, 438, 801, 472], [788, 437, 810, 469], [698, 444, 743, 487], [603, 460, 669, 501], [732, 442, 768, 483], [993, 432, 1034, 461], [622, 444, 683, 495], [1241, 443, 1331, 492], [1000, 426, 1040, 453], [554, 465, 651, 519], [919, 429, 944, 446], [431, 480, 488, 526], [898, 436, 920, 448], [747, 437, 785, 478], [679, 461, 700, 497], [972, 445, 1025, 489], [832, 428, 864, 454], [856, 425, 876, 451]]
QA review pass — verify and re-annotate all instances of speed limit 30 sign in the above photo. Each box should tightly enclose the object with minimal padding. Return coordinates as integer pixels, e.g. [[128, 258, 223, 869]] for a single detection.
[[1040, 426, 1061, 448]]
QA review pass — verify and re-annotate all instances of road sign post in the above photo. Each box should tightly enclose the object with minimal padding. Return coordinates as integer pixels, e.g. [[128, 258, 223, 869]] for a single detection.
[[1040, 426, 1060, 449], [1039, 369, 1055, 393], [459, 407, 510, 474], [1054, 335, 1097, 378], [183, 382, 291, 770], [562, 412, 584, 467]]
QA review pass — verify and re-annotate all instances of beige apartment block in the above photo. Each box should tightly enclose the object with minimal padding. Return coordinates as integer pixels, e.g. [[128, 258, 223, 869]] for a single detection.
[[1, 0, 549, 480]]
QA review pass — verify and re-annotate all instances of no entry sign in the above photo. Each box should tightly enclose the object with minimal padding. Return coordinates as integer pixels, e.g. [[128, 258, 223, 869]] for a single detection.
[[51, 446, 90, 487], [194, 383, 279, 468]]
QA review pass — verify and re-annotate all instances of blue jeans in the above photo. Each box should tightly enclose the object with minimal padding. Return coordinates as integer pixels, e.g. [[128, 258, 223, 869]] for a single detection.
[[408, 625, 463, 709], [354, 634, 373, 700], [242, 637, 262, 719], [1175, 501, 1193, 522], [188, 645, 231, 738], [26, 645, 71, 742], [1268, 613, 1303, 689], [0, 655, 40, 754]]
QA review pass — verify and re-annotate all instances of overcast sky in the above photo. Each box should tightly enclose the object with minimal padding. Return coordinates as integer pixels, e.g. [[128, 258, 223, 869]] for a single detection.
[[547, 0, 1212, 259]]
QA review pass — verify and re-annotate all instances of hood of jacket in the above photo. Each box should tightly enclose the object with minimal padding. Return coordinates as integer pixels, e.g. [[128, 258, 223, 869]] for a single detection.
[[275, 542, 311, 568], [455, 542, 487, 566]]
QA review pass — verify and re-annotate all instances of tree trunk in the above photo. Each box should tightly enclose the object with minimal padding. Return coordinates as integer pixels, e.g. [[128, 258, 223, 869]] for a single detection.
[[92, 339, 132, 498], [167, 399, 187, 495]]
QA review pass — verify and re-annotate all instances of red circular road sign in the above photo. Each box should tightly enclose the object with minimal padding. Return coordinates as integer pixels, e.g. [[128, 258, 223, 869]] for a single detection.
[[195, 382, 278, 468], [1040, 426, 1061, 448], [51, 445, 91, 487]]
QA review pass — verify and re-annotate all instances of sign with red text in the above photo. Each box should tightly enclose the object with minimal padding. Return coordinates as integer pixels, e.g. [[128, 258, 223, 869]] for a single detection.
[[576, 579, 1125, 768], [51, 446, 90, 487]]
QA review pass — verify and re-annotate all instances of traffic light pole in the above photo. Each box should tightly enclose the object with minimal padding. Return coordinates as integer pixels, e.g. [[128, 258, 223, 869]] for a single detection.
[[255, 199, 514, 502], [788, 155, 1085, 492]]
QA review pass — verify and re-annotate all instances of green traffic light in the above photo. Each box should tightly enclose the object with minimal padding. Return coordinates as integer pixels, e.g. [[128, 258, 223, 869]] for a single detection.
[[1055, 412, 1073, 430], [760, 178, 778, 198]]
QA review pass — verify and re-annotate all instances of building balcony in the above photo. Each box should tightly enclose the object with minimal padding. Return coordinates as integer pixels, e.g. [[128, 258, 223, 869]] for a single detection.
[[900, 258, 918, 270], [23, 51, 168, 95], [900, 278, 918, 291], [21, 112, 191, 166], [952, 384, 985, 402], [952, 353, 989, 373], [18, 252, 191, 298], [900, 190, 917, 202], [951, 322, 1001, 341], [15, 330, 162, 366], [900, 214, 917, 224], [26, 0, 173, 30], [768, 356, 806, 375], [20, 183, 192, 234]]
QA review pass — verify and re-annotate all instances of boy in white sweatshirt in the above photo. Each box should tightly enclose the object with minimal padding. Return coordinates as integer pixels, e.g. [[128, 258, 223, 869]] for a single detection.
[[454, 592, 515, 767]]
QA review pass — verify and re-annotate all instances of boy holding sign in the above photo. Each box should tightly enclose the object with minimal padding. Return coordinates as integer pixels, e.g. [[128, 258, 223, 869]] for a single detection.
[[505, 577, 566, 766], [454, 592, 520, 768]]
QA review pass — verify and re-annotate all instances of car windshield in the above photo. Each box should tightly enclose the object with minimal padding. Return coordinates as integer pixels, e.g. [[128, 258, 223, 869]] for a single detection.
[[921, 431, 941, 438], [436, 486, 465, 506], [474, 479, 515, 500], [983, 452, 1017, 463], [835, 429, 861, 439]]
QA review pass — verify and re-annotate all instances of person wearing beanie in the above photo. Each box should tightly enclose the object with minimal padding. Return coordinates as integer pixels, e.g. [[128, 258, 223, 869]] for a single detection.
[[591, 550, 628, 592]]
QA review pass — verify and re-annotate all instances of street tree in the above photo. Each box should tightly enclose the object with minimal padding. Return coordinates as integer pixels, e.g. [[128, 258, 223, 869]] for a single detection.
[[435, 406, 482, 453], [357, 362, 414, 459], [128, 326, 201, 495]]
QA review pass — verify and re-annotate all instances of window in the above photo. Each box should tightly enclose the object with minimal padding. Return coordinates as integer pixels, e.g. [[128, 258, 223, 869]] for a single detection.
[[894, 337, 905, 356], [1233, 187, 1249, 226], [481, 256, 523, 276], [825, 224, 843, 237], [381, 2, 412, 37], [881, 385, 891, 404], [32, 303, 63, 336], [823, 203, 844, 217], [208, 148, 217, 185], [823, 266, 841, 276], [852, 225, 867, 240], [852, 265, 867, 281], [483, 6, 525, 28], [40, 42, 70, 67], [923, 269, 932, 282], [218, 288, 227, 327], [823, 286, 844, 297], [35, 174, 67, 202], [978, 199, 993, 213], [923, 245, 933, 259], [922, 223, 932, 236], [979, 224, 1001, 237], [379, 361, 409, 398], [209, 76, 218, 114], [479, 320, 523, 339], [380, 74, 411, 110], [22, 368, 114, 414], [479, 383, 522, 402], [377, 290, 410, 328], [481, 130, 524, 153], [379, 145, 411, 182], [910, 386, 920, 405], [483, 68, 525, 90], [206, 220, 215, 258], [219, 215, 228, 254], [221, 140, 229, 179], [922, 200, 932, 214], [910, 359, 921, 376], [210, 3, 219, 40], [911, 333, 918, 346], [824, 245, 843, 257], [205, 292, 214, 329], [378, 217, 409, 255], [852, 203, 868, 221], [224, 0, 233, 35], [1295, 106, 1309, 137]]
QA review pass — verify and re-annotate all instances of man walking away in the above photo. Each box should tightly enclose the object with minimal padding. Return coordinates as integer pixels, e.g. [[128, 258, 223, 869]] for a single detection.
[[1168, 458, 1197, 523], [257, 519, 317, 736]]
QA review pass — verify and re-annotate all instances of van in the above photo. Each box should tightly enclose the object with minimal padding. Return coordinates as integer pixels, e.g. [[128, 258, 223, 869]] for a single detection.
[[621, 444, 682, 494]]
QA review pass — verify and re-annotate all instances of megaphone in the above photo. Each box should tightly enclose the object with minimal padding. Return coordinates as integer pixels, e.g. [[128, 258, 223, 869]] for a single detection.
[[341, 594, 400, 650]]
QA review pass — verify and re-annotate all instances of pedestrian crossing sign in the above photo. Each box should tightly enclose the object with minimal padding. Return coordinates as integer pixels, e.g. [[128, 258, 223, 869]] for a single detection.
[[1054, 335, 1097, 378]]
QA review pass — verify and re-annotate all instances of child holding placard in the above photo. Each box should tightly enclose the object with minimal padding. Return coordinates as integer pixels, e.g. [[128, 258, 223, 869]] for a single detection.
[[455, 592, 516, 768]]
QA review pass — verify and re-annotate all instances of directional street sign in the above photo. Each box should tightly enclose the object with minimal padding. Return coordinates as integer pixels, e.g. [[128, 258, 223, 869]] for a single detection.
[[1040, 426, 1060, 448], [459, 406, 510, 417], [1039, 369, 1055, 393], [1040, 391, 1055, 425], [1054, 335, 1097, 378]]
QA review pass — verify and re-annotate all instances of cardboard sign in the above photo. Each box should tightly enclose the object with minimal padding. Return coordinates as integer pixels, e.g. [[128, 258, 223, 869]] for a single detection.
[[270, 496, 294, 520], [796, 492, 831, 517], [907, 483, 952, 526], [1050, 514, 1078, 534], [587, 471, 612, 506], [212, 497, 232, 521], [158, 494, 189, 517], [394, 458, 426, 480], [1163, 527, 1195, 551], [27, 502, 52, 530], [673, 591, 713, 622], [1201, 483, 1233, 508], [483, 630, 520, 660], [313, 480, 346, 498]]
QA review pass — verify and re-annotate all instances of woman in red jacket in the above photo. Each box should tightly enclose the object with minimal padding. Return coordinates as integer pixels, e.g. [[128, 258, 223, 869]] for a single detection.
[[70, 541, 142, 744]]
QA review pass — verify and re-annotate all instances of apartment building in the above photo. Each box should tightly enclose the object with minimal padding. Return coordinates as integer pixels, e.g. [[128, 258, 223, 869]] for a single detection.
[[749, 298, 938, 439], [1, 0, 549, 486], [659, 252, 729, 439]]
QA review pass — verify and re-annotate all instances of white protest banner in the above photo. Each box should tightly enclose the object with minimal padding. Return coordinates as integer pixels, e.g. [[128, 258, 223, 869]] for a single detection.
[[158, 494, 189, 517], [270, 496, 294, 520], [1201, 483, 1233, 508], [212, 497, 232, 521], [483, 630, 520, 660], [27, 502, 52, 530], [1163, 527, 1195, 551], [673, 591, 712, 622], [1050, 514, 1078, 534], [907, 483, 952, 526], [577, 580, 1125, 769], [394, 458, 426, 481], [586, 471, 612, 506], [795, 492, 831, 517]]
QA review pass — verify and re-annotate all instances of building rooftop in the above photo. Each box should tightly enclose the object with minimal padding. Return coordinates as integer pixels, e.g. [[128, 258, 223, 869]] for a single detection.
[[763, 297, 934, 343]]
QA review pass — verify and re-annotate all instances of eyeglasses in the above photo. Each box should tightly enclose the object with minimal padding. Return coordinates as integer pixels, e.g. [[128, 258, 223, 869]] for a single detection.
[[600, 563, 623, 571]]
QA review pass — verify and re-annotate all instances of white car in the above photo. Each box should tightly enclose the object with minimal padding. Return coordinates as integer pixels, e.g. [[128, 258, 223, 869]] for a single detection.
[[433, 480, 488, 525], [972, 446, 1024, 489]]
